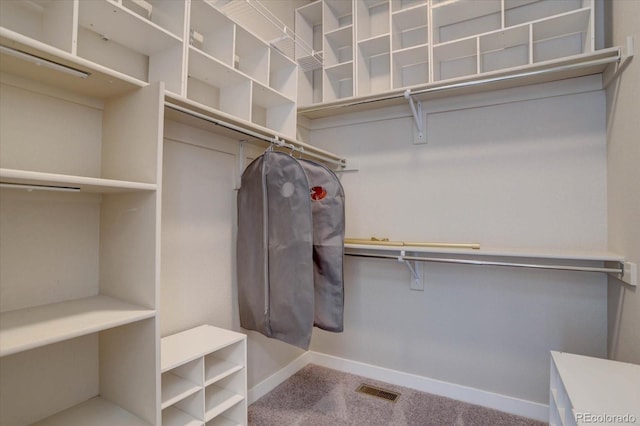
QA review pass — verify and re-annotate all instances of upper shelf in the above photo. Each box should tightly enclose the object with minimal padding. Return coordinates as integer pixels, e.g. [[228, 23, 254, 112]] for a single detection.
[[298, 47, 622, 119]]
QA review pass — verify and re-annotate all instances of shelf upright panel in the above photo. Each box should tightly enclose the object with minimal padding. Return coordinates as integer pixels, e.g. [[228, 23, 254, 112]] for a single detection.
[[295, 0, 324, 105]]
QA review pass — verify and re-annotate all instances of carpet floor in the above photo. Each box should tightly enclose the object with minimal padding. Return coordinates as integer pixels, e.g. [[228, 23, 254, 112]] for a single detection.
[[248, 364, 547, 426]]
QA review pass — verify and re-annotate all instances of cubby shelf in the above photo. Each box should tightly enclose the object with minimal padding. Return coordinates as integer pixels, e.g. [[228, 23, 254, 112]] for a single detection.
[[161, 325, 247, 426], [295, 0, 601, 109]]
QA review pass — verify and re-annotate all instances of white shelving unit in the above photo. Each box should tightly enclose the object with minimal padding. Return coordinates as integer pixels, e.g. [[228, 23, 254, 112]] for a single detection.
[[0, 61, 163, 424], [161, 325, 247, 426], [0, 0, 298, 139], [295, 0, 599, 107], [549, 351, 640, 426]]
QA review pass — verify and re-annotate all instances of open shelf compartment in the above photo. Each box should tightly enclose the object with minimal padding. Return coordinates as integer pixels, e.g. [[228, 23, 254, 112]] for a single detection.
[[0, 0, 75, 53], [189, 0, 235, 67], [391, 3, 428, 51], [187, 47, 252, 122], [356, 0, 390, 42], [76, 0, 185, 93]]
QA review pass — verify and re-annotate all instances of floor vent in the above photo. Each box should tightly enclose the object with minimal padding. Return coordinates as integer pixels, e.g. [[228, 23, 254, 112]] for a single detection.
[[355, 383, 400, 403]]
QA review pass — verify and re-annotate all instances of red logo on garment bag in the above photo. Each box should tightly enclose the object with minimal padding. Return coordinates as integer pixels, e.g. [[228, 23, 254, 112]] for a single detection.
[[310, 186, 327, 201]]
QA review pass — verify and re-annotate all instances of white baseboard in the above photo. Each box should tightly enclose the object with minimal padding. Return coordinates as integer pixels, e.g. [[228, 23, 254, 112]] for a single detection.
[[247, 351, 313, 404], [248, 350, 549, 422]]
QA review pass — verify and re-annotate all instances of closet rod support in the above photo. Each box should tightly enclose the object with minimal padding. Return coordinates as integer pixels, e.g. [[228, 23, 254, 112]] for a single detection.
[[609, 261, 637, 287], [604, 37, 634, 89], [404, 90, 424, 144], [398, 250, 424, 290]]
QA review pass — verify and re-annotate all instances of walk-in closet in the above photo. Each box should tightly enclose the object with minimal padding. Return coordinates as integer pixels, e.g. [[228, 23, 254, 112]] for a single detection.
[[0, 1, 638, 425]]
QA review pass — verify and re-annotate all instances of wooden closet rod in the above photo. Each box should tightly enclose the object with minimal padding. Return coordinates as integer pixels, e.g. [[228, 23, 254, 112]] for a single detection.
[[165, 102, 347, 167]]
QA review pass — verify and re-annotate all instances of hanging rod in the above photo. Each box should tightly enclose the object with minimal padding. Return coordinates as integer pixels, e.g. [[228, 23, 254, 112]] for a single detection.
[[164, 101, 346, 167], [299, 49, 622, 115], [345, 251, 624, 275]]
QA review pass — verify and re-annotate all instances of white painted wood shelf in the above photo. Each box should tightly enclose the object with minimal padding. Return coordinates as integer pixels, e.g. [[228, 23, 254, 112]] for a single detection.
[[0, 168, 157, 193], [550, 351, 640, 426], [295, 0, 627, 119], [0, 295, 155, 357], [161, 325, 247, 426], [0, 42, 163, 421], [30, 396, 152, 426]]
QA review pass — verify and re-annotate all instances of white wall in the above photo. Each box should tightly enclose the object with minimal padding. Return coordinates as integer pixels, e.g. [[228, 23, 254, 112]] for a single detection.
[[606, 1, 640, 363], [306, 76, 609, 405]]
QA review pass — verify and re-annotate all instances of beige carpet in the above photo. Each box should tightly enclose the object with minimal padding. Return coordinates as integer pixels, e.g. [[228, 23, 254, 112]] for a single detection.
[[248, 364, 547, 426]]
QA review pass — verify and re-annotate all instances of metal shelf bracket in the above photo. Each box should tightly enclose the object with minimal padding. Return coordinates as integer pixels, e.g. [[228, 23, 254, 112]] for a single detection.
[[398, 250, 424, 291], [404, 90, 425, 145]]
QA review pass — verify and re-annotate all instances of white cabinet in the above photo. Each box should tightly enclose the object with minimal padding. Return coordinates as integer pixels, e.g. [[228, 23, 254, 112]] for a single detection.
[[161, 325, 247, 426], [549, 351, 640, 426], [296, 0, 596, 106], [0, 0, 297, 138], [0, 68, 163, 424]]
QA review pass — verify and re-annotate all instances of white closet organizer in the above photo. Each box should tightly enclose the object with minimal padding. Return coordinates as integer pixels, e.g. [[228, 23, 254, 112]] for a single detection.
[[0, 3, 343, 424], [295, 0, 609, 109], [161, 325, 247, 426], [0, 0, 298, 138], [0, 61, 163, 426]]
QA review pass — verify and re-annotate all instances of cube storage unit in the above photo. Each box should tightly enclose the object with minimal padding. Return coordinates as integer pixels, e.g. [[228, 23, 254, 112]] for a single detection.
[[0, 0, 298, 138], [295, 0, 596, 105], [161, 325, 247, 426]]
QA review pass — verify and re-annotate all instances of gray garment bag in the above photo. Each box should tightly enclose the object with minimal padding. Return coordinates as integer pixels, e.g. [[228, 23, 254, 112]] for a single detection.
[[237, 151, 314, 349], [298, 159, 345, 332]]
